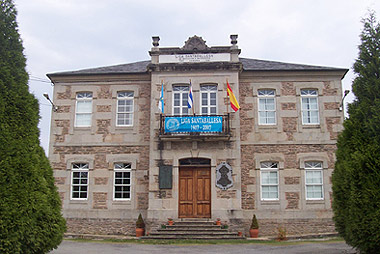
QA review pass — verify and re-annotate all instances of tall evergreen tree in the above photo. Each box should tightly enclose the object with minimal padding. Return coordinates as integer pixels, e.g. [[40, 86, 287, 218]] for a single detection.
[[0, 0, 66, 253], [332, 11, 380, 254]]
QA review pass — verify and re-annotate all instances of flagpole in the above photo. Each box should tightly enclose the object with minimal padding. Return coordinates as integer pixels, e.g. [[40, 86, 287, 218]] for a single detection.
[[226, 79, 230, 115]]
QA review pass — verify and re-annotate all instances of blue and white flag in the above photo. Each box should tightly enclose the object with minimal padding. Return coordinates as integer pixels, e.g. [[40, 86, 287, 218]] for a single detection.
[[187, 80, 193, 109], [158, 81, 164, 114]]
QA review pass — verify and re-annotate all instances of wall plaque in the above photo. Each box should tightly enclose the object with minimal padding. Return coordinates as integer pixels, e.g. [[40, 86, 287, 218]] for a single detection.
[[159, 53, 230, 63], [159, 165, 172, 189], [216, 162, 233, 190]]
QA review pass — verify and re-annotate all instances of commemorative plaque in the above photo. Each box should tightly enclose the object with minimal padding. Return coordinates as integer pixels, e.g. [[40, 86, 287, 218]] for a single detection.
[[216, 162, 233, 190]]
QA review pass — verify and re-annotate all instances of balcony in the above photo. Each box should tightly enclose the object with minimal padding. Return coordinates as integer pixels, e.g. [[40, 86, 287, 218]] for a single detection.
[[159, 114, 231, 140]]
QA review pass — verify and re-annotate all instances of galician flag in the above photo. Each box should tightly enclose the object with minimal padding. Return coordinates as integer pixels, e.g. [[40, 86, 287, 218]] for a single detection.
[[227, 81, 240, 112], [158, 81, 164, 114], [187, 80, 193, 109]]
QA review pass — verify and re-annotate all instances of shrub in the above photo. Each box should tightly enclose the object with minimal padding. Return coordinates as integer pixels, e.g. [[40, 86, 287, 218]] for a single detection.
[[136, 214, 145, 229], [250, 214, 259, 229]]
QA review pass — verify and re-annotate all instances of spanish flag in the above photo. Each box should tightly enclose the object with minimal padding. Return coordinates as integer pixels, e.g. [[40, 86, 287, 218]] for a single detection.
[[227, 81, 240, 112]]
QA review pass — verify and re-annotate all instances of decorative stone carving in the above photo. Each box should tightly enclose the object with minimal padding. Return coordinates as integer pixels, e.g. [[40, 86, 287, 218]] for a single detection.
[[230, 34, 238, 45], [152, 36, 160, 47], [216, 162, 233, 190], [183, 35, 208, 50]]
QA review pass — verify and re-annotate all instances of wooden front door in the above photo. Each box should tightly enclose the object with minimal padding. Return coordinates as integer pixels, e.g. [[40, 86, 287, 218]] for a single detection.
[[179, 167, 211, 218]]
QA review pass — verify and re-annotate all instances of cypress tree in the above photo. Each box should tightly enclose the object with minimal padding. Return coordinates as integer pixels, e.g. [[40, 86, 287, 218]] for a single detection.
[[0, 0, 66, 253], [332, 11, 380, 254]]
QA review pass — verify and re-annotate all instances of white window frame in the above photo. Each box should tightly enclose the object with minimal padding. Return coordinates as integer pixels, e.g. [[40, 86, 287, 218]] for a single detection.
[[260, 162, 279, 201], [172, 85, 189, 116], [258, 89, 276, 125], [113, 162, 132, 201], [71, 163, 89, 200], [301, 89, 319, 125], [305, 161, 324, 200], [116, 91, 134, 127], [75, 92, 93, 127], [200, 84, 218, 115]]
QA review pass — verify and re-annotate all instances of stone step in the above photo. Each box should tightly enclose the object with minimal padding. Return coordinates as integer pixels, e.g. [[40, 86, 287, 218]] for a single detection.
[[174, 221, 215, 225], [150, 231, 237, 236], [164, 225, 222, 229], [142, 235, 244, 240], [144, 219, 244, 240], [157, 228, 228, 232]]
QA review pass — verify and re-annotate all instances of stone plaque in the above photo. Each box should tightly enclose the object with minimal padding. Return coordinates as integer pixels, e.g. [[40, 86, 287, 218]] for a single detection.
[[159, 165, 172, 189], [159, 53, 230, 63], [216, 162, 233, 190]]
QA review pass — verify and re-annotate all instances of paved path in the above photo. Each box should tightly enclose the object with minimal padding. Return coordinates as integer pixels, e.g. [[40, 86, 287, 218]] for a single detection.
[[50, 240, 356, 254]]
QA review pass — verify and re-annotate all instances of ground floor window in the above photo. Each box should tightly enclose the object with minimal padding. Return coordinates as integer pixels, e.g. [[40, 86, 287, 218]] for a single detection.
[[71, 163, 89, 200], [114, 162, 131, 200], [305, 161, 324, 200], [260, 162, 279, 200]]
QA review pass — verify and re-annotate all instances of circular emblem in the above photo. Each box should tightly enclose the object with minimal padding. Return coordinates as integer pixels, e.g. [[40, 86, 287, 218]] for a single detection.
[[166, 118, 180, 132]]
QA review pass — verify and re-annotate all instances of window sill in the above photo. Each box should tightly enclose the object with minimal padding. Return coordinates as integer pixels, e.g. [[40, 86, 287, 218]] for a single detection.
[[302, 125, 320, 129], [115, 126, 134, 131], [69, 199, 88, 204], [306, 199, 325, 204], [260, 200, 280, 205], [258, 125, 277, 129], [112, 200, 132, 205]]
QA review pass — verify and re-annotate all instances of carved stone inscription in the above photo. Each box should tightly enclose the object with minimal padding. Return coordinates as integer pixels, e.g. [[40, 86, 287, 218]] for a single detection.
[[216, 162, 233, 190]]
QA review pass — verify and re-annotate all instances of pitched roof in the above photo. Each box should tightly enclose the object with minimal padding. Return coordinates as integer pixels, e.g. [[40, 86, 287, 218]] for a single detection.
[[240, 58, 347, 72], [47, 58, 347, 77]]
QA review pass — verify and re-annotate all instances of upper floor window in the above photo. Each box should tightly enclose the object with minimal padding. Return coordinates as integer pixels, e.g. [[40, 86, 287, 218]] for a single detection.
[[173, 85, 189, 116], [75, 92, 92, 127], [71, 163, 89, 200], [114, 162, 132, 200], [117, 91, 134, 126], [201, 85, 217, 115], [258, 89, 276, 125], [305, 161, 324, 200], [301, 89, 319, 125], [260, 162, 279, 200]]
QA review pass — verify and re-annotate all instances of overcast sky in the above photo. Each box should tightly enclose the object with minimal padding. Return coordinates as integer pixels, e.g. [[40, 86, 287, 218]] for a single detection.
[[13, 0, 380, 153]]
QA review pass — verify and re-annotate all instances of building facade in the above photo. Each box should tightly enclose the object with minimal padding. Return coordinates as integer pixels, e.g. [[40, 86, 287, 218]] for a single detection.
[[47, 35, 348, 236]]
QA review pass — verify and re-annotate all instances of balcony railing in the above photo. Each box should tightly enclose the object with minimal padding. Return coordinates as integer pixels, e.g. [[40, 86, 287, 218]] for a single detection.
[[159, 114, 230, 138]]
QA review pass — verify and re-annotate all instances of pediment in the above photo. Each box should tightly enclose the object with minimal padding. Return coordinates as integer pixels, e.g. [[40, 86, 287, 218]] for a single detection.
[[183, 36, 208, 51]]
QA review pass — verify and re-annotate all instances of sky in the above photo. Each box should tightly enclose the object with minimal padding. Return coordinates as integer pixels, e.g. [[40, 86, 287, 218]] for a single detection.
[[13, 0, 380, 154]]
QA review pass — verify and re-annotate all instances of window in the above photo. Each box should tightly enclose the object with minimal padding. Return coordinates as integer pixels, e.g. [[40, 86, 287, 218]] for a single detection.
[[305, 161, 324, 200], [173, 85, 189, 116], [75, 92, 93, 127], [258, 89, 276, 125], [71, 163, 89, 200], [117, 91, 134, 126], [260, 162, 279, 200], [114, 162, 131, 200], [301, 89, 319, 124], [200, 85, 217, 115]]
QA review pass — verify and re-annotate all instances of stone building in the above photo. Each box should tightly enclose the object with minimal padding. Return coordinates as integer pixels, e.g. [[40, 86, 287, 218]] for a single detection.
[[47, 35, 348, 236]]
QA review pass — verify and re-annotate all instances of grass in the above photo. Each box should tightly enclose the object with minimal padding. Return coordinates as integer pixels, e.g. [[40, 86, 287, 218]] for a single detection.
[[67, 237, 345, 246]]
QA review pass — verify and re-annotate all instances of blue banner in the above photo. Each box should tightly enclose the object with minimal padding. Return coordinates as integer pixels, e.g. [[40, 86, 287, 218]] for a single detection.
[[165, 116, 223, 133]]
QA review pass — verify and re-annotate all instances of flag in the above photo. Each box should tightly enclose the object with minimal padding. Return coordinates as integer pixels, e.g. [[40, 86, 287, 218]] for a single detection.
[[158, 81, 164, 114], [227, 81, 240, 112], [187, 80, 193, 109]]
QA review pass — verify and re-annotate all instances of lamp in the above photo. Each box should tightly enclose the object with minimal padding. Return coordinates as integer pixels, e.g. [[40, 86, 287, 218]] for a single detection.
[[339, 90, 350, 111], [43, 93, 58, 112]]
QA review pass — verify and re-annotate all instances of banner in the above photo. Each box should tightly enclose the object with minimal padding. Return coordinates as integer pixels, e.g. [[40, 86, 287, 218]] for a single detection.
[[164, 116, 222, 133]]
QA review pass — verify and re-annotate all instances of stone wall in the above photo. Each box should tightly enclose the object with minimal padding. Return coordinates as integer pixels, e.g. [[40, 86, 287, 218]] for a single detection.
[[66, 218, 136, 236], [229, 218, 336, 237]]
